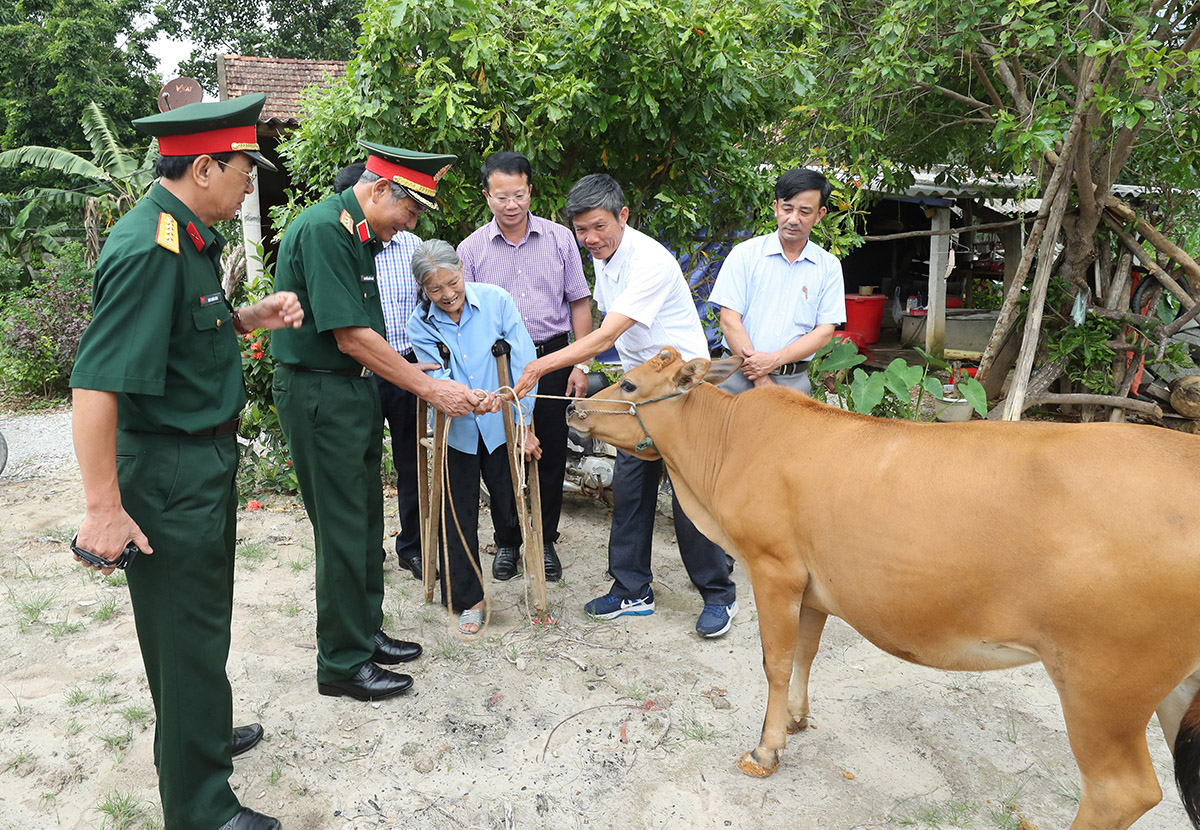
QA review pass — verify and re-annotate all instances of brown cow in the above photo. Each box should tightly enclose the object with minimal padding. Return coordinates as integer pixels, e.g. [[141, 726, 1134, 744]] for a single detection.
[[565, 347, 1200, 830]]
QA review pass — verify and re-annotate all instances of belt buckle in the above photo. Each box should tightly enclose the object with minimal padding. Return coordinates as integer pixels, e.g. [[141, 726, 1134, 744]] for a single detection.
[[360, 366, 372, 378]]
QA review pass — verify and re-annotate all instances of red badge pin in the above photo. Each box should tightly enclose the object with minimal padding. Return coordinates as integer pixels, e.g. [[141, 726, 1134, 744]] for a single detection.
[[185, 221, 205, 252]]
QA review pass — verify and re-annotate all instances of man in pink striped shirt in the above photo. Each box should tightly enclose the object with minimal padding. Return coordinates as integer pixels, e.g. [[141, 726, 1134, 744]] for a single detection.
[[457, 151, 593, 583]]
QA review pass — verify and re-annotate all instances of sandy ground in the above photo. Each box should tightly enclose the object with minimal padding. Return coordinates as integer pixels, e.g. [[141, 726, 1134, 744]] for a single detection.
[[0, 410, 1192, 830]]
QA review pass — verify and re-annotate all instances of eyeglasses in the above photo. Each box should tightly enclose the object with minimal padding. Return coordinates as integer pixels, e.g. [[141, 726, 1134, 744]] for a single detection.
[[486, 190, 529, 205], [214, 160, 256, 186]]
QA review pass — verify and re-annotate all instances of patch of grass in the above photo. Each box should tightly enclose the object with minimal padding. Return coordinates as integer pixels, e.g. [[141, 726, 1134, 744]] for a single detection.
[[64, 685, 90, 707], [4, 751, 33, 773], [890, 799, 979, 828], [94, 790, 148, 830], [1052, 777, 1082, 805], [50, 617, 84, 640], [119, 705, 151, 728], [236, 540, 272, 570], [92, 597, 119, 621], [93, 686, 123, 707], [987, 783, 1028, 830], [434, 636, 466, 661], [65, 717, 83, 736], [266, 761, 283, 785], [103, 571, 127, 588], [95, 671, 117, 684], [288, 556, 310, 571], [279, 598, 301, 617], [12, 589, 56, 631], [678, 716, 721, 743], [97, 729, 132, 753]]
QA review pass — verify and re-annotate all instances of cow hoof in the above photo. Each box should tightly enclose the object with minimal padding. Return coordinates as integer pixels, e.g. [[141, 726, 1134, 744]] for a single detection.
[[737, 749, 780, 777], [786, 717, 810, 735]]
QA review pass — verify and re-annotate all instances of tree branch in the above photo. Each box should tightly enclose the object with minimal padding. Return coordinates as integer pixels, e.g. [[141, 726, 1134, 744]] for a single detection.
[[861, 218, 1027, 243], [1102, 212, 1196, 309], [970, 53, 1005, 110]]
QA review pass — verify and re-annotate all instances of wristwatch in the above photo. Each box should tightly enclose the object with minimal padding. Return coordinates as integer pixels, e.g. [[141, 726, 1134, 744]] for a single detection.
[[574, 363, 590, 373]]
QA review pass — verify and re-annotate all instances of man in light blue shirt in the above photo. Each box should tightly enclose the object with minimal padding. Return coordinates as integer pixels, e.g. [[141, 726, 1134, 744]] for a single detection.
[[709, 168, 845, 395]]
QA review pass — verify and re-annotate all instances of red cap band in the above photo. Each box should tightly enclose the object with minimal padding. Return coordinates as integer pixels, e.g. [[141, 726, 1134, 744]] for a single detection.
[[365, 155, 437, 197], [157, 125, 260, 157]]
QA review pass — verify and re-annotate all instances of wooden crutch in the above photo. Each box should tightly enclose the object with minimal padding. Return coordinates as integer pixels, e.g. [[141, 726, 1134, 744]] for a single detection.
[[491, 339, 549, 619], [415, 344, 451, 603]]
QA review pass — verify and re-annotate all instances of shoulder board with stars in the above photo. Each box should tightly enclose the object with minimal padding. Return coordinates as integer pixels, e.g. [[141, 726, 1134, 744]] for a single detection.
[[155, 212, 180, 254], [339, 209, 354, 234]]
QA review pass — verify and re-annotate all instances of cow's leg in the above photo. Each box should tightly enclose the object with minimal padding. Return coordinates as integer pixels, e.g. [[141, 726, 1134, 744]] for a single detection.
[[1054, 678, 1162, 830], [787, 606, 827, 734], [737, 576, 804, 777]]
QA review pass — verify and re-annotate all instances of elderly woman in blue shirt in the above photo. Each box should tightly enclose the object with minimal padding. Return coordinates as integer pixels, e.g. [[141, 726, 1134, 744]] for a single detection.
[[407, 239, 541, 633]]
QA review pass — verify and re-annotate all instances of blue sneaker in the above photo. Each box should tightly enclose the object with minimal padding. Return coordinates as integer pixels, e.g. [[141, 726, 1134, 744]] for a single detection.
[[585, 588, 655, 620], [696, 600, 739, 638]]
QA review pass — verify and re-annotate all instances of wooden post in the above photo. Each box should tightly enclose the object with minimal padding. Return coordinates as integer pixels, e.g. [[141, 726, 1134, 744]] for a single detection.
[[492, 341, 548, 619], [416, 398, 445, 603], [925, 207, 951, 358]]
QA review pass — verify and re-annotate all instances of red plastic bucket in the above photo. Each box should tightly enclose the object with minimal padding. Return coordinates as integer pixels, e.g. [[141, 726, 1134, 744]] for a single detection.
[[844, 294, 886, 344]]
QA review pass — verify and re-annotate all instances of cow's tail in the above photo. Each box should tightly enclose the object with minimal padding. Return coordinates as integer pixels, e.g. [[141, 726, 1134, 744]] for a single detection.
[[1170, 675, 1200, 828]]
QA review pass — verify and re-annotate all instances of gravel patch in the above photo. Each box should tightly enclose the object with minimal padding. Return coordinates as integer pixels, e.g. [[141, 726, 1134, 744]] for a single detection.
[[0, 406, 76, 481]]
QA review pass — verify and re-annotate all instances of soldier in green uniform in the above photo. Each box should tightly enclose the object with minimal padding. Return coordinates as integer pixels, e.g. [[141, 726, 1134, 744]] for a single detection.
[[273, 141, 491, 701], [70, 94, 302, 830]]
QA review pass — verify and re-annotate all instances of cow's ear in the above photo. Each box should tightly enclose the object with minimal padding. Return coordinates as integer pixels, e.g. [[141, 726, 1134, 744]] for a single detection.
[[704, 356, 742, 385], [676, 357, 711, 391]]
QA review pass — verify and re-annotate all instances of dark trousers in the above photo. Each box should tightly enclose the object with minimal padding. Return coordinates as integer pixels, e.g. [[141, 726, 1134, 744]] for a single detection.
[[118, 430, 242, 830], [378, 374, 421, 563], [274, 368, 385, 683], [493, 342, 572, 545], [608, 450, 736, 606], [440, 435, 520, 612]]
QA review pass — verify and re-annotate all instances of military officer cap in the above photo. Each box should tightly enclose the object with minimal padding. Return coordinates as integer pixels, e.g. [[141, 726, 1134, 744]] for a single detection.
[[358, 140, 456, 211], [133, 93, 278, 172]]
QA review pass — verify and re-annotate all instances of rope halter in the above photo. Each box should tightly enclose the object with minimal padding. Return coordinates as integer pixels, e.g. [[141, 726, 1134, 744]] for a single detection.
[[568, 383, 707, 452]]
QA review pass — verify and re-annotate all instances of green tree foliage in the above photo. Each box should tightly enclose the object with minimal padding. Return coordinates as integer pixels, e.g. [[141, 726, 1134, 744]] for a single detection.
[[0, 102, 160, 220], [159, 0, 363, 93], [278, 0, 819, 261], [0, 0, 160, 177]]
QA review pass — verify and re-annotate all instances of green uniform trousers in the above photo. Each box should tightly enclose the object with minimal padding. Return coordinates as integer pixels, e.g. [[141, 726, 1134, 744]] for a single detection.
[[273, 367, 385, 682], [117, 430, 241, 830]]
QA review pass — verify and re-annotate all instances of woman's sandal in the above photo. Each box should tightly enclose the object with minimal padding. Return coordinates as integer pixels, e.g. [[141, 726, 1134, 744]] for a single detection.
[[458, 608, 483, 635]]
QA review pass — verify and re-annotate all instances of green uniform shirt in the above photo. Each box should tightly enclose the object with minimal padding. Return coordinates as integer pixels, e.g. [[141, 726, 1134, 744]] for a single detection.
[[70, 182, 246, 433], [271, 188, 386, 368]]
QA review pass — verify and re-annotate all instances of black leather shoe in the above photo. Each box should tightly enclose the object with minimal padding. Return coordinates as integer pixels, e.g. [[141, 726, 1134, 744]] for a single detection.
[[317, 661, 413, 701], [396, 553, 423, 580], [372, 629, 422, 664], [493, 545, 520, 581], [218, 807, 282, 830], [232, 723, 264, 757], [543, 542, 562, 582]]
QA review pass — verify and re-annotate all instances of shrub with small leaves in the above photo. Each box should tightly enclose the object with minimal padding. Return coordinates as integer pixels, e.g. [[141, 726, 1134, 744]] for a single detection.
[[0, 244, 92, 398]]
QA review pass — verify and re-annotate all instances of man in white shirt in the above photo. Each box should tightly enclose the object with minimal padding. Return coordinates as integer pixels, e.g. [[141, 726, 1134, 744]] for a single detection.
[[710, 168, 845, 395], [514, 174, 738, 638]]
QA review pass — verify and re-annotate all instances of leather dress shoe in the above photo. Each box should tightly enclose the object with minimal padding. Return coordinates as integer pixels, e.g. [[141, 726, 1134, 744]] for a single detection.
[[218, 807, 282, 830], [317, 661, 413, 701], [543, 542, 562, 582], [232, 723, 264, 757], [396, 553, 423, 580], [493, 545, 520, 581], [372, 629, 422, 664]]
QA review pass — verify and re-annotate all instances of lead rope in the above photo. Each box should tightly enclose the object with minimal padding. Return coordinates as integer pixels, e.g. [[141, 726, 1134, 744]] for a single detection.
[[432, 389, 657, 641]]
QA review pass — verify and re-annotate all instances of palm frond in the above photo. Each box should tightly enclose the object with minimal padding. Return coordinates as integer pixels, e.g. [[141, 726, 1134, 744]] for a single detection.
[[0, 146, 105, 180], [83, 101, 135, 181]]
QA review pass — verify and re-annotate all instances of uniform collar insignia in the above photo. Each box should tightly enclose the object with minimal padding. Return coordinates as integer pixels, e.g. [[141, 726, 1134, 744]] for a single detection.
[[185, 221, 205, 252], [357, 219, 371, 243]]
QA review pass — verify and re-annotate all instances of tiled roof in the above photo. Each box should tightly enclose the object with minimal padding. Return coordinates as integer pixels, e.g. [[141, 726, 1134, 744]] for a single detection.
[[217, 55, 348, 126]]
